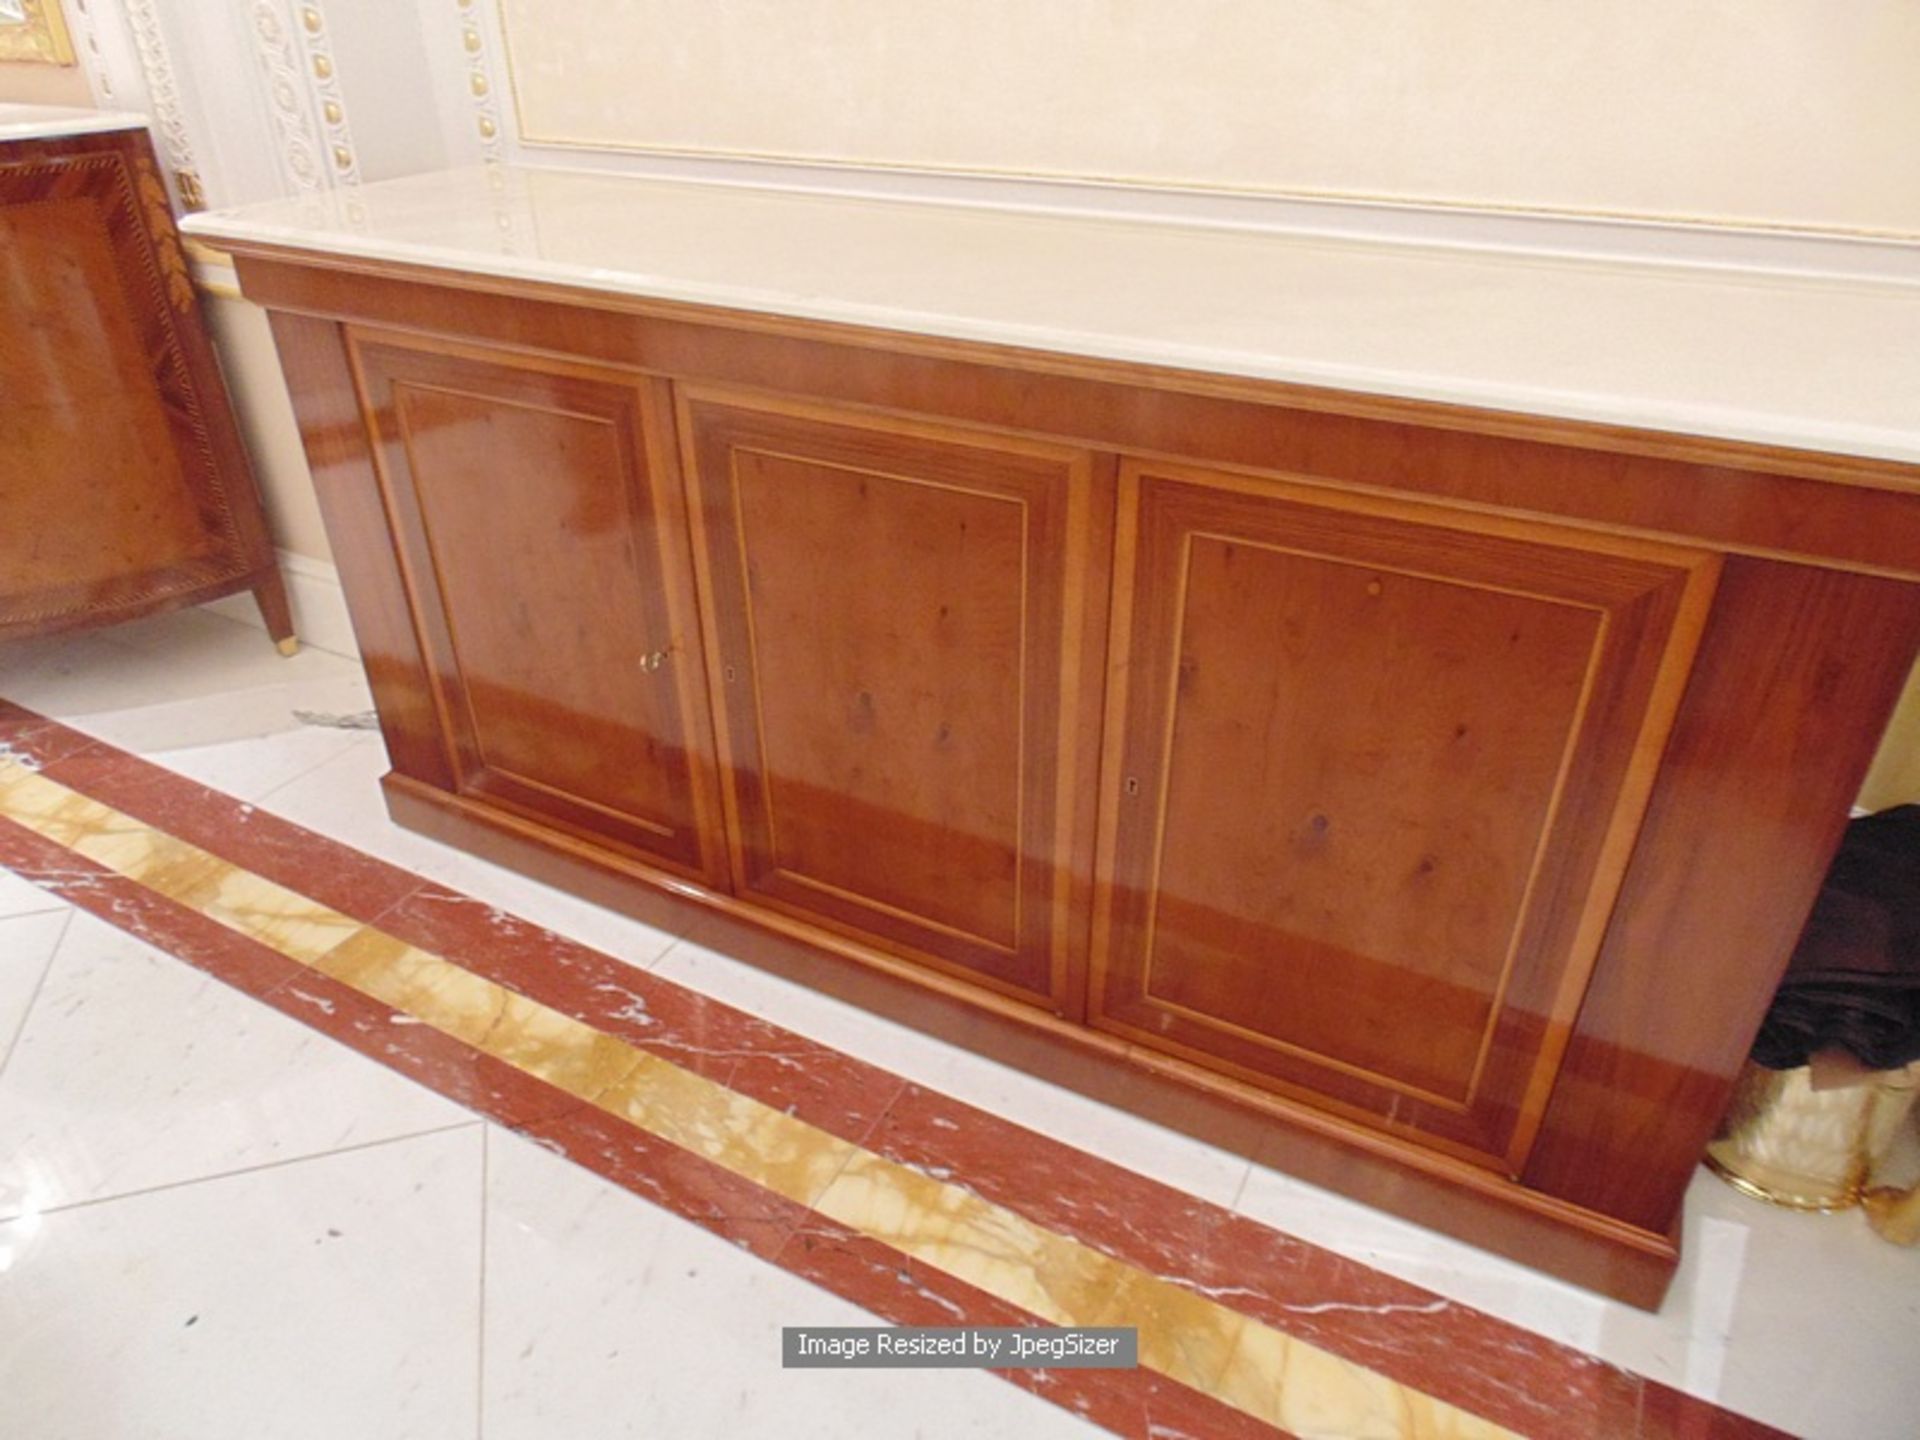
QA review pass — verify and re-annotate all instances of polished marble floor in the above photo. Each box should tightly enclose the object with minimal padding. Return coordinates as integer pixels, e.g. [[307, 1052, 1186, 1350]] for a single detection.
[[0, 606, 1915, 1439]]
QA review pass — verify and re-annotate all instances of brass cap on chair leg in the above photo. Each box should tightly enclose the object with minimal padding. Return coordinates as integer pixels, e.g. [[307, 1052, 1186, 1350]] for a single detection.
[[277, 636, 301, 657]]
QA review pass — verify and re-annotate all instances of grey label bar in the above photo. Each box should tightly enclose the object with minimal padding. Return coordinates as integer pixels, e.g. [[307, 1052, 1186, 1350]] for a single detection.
[[782, 1326, 1137, 1370]]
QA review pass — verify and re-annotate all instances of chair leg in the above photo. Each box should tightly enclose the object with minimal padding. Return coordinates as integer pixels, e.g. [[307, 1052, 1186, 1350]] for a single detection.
[[253, 570, 298, 656]]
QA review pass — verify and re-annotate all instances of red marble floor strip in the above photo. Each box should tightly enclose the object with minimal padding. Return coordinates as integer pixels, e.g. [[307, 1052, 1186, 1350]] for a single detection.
[[0, 808, 586, 1132], [0, 702, 1794, 1440], [1634, 1381, 1798, 1439], [377, 881, 911, 1145], [0, 699, 102, 769], [777, 1216, 1291, 1440], [38, 739, 429, 932], [25, 719, 909, 1151], [522, 1100, 838, 1265], [0, 811, 305, 1002], [866, 1083, 1674, 1440], [256, 963, 591, 1131]]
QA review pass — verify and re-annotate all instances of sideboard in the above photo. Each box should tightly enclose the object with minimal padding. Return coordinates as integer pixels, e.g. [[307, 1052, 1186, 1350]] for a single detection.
[[187, 168, 1920, 1305]]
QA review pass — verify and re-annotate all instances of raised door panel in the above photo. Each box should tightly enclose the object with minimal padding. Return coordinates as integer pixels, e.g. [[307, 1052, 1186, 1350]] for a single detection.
[[681, 392, 1108, 1009], [1094, 462, 1718, 1167], [351, 335, 723, 883]]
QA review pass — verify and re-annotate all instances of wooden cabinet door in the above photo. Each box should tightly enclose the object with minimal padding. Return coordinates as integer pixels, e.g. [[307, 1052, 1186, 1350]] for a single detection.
[[680, 392, 1109, 1010], [350, 335, 724, 884], [1094, 461, 1718, 1168]]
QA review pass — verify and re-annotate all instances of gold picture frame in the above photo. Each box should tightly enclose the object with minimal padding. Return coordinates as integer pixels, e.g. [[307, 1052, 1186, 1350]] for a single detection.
[[0, 0, 78, 67]]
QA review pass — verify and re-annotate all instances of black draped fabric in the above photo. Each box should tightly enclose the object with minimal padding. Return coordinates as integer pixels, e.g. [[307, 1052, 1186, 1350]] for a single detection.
[[1751, 806, 1920, 1071]]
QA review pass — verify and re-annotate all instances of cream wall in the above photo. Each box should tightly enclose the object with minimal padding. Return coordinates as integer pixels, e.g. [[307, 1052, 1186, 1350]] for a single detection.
[[501, 0, 1920, 237], [1861, 668, 1920, 814], [201, 295, 334, 564], [0, 59, 90, 105]]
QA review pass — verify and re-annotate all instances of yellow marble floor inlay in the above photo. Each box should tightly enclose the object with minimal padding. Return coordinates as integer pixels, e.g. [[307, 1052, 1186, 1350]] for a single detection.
[[0, 754, 1517, 1440]]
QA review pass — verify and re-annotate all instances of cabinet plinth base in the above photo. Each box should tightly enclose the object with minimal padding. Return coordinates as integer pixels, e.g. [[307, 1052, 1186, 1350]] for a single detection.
[[382, 769, 1682, 1309]]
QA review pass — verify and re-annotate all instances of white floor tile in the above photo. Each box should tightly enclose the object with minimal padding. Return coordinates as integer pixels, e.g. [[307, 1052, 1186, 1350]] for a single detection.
[[141, 718, 371, 805], [4, 609, 332, 719], [96, 606, 361, 702], [915, 1049, 1253, 1210], [0, 909, 67, 1071], [1234, 1159, 1611, 1350], [252, 735, 454, 869], [258, 737, 682, 969], [0, 628, 135, 711], [0, 1125, 482, 1440], [0, 865, 66, 921], [481, 1125, 1102, 1440], [2, 609, 376, 802], [1235, 1148, 1920, 1440], [0, 910, 468, 1219], [1606, 1168, 1920, 1440]]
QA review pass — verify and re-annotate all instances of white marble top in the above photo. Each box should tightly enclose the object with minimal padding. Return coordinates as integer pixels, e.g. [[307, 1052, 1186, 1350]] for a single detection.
[[184, 165, 1920, 469], [0, 104, 148, 143]]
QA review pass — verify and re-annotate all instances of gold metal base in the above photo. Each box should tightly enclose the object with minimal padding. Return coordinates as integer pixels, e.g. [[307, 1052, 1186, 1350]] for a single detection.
[[1706, 1060, 1920, 1213], [1703, 1148, 1860, 1213], [1863, 1183, 1920, 1245], [276, 637, 301, 657]]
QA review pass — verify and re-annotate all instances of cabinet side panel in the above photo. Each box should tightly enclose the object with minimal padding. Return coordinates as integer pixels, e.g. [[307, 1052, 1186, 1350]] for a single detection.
[[0, 192, 205, 590], [1526, 557, 1920, 1230], [0, 130, 275, 637], [263, 309, 454, 789]]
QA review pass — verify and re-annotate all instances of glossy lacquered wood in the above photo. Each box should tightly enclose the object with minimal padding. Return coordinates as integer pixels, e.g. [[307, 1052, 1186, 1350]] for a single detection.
[[1093, 462, 1717, 1168], [1524, 558, 1920, 1231], [0, 127, 288, 645], [236, 244, 1920, 1306], [679, 392, 1109, 1007], [230, 250, 1920, 580], [346, 331, 725, 883]]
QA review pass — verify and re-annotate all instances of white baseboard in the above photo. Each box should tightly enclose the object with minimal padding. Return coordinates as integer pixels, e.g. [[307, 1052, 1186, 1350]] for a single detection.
[[210, 549, 360, 660]]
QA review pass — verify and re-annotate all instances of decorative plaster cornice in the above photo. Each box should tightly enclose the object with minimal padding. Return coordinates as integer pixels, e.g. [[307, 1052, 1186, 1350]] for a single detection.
[[121, 0, 205, 208], [64, 0, 114, 105], [290, 2, 361, 186], [457, 0, 505, 160], [246, 1, 325, 194]]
